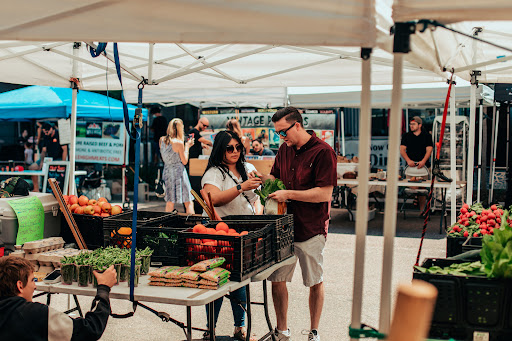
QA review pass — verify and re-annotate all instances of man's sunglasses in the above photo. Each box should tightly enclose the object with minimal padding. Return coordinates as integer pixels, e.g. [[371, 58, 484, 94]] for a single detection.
[[202, 122, 209, 128], [276, 122, 297, 138], [226, 144, 244, 153]]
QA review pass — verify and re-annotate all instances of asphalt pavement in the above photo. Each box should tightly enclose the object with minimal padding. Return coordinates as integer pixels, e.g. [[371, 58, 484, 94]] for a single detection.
[[35, 204, 448, 341]]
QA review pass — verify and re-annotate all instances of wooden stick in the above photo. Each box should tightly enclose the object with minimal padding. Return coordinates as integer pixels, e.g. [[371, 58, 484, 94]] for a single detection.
[[48, 178, 87, 250], [191, 190, 213, 219], [207, 192, 221, 221], [386, 280, 438, 341]]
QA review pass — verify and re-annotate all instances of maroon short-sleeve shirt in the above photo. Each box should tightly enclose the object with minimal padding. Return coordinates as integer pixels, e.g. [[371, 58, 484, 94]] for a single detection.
[[271, 136, 337, 242]]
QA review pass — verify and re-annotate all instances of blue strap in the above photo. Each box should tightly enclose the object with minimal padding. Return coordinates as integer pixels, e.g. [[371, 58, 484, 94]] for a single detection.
[[89, 43, 107, 57], [129, 85, 144, 301]]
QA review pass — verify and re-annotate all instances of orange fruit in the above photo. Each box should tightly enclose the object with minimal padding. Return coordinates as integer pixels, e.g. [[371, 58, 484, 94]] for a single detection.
[[228, 229, 237, 234], [216, 230, 227, 235], [205, 228, 217, 234], [193, 224, 207, 234], [215, 222, 229, 233]]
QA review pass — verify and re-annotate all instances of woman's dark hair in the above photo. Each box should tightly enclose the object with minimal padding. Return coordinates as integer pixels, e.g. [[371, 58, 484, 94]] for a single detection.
[[204, 130, 248, 181]]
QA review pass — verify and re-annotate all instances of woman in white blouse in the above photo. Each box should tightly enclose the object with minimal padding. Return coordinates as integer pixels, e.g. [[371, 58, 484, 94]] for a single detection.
[[201, 130, 262, 340]]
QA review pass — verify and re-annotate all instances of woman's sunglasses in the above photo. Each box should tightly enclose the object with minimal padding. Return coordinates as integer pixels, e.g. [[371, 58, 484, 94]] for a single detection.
[[226, 144, 244, 153]]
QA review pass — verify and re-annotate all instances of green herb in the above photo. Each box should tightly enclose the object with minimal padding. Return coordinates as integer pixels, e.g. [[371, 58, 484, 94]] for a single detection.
[[254, 178, 286, 205]]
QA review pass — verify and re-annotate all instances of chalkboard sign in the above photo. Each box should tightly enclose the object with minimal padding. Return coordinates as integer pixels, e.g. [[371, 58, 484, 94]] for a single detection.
[[42, 161, 70, 195]]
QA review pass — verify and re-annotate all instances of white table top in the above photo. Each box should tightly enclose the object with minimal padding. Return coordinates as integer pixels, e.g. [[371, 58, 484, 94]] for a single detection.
[[337, 179, 466, 189], [36, 276, 250, 306], [0, 170, 86, 176]]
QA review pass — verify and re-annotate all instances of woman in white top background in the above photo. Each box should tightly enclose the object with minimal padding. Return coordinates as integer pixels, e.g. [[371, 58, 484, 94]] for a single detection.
[[201, 130, 262, 340]]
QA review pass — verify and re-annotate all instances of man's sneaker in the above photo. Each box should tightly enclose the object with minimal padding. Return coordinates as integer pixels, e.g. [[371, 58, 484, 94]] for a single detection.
[[274, 327, 291, 341], [302, 329, 320, 341]]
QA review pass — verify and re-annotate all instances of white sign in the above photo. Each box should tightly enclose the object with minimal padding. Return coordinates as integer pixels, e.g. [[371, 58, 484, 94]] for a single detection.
[[75, 122, 127, 165], [345, 138, 404, 170], [57, 119, 71, 145]]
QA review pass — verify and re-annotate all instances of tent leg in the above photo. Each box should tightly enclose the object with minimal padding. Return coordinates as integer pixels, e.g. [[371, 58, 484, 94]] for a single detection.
[[477, 102, 483, 202], [350, 48, 372, 341], [466, 80, 477, 205], [378, 53, 403, 334], [68, 42, 80, 195], [450, 84, 457, 225], [490, 104, 498, 202]]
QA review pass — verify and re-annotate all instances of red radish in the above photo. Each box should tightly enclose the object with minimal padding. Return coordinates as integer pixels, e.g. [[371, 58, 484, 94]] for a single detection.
[[461, 207, 468, 214], [473, 232, 479, 237], [488, 228, 494, 234], [463, 231, 469, 237], [497, 217, 501, 224], [491, 204, 498, 211], [464, 221, 470, 227], [481, 216, 488, 222], [481, 229, 488, 235], [476, 219, 481, 224], [488, 219, 496, 227], [488, 213, 496, 220], [462, 203, 469, 209]]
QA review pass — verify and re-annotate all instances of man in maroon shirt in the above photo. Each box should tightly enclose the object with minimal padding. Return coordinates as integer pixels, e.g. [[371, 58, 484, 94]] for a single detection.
[[251, 107, 336, 341]]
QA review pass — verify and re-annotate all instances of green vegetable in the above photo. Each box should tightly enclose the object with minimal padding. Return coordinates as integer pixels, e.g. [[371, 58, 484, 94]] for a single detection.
[[414, 261, 485, 277], [254, 178, 286, 205], [480, 223, 512, 278]]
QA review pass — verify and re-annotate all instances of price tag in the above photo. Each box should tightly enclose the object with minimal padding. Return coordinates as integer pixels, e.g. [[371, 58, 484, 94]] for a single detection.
[[473, 331, 489, 341]]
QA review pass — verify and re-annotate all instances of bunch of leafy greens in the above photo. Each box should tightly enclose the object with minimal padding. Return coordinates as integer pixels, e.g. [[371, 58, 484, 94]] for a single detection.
[[254, 179, 286, 205], [480, 209, 512, 278], [414, 261, 485, 277]]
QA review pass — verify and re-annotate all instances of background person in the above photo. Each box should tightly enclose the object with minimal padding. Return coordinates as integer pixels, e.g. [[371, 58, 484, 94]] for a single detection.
[[160, 118, 195, 213], [251, 138, 274, 156], [400, 116, 433, 212], [201, 130, 262, 340], [0, 257, 117, 341], [150, 106, 168, 165], [226, 119, 251, 155], [253, 107, 336, 341], [29, 122, 68, 192], [188, 117, 213, 159]]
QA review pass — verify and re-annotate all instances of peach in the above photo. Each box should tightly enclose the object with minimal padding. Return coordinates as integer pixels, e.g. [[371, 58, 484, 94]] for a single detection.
[[74, 206, 84, 214], [68, 195, 78, 205], [98, 197, 108, 203], [93, 205, 101, 214], [70, 204, 80, 212], [111, 205, 122, 215], [78, 195, 89, 206], [88, 199, 97, 205], [101, 202, 112, 213], [84, 205, 95, 215]]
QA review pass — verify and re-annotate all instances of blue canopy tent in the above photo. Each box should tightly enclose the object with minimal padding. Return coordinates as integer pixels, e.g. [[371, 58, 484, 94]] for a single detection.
[[0, 85, 147, 121]]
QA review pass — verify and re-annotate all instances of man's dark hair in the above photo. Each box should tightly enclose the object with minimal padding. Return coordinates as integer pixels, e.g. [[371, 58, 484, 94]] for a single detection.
[[272, 107, 303, 126], [252, 138, 263, 145], [205, 130, 248, 182], [42, 122, 53, 131], [0, 257, 33, 297], [150, 106, 161, 115]]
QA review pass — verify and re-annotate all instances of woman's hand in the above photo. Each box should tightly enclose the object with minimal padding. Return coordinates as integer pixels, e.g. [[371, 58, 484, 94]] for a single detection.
[[248, 170, 263, 179], [185, 138, 195, 148], [241, 177, 262, 191]]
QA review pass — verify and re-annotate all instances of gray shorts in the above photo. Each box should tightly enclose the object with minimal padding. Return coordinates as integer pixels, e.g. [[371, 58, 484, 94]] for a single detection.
[[268, 234, 326, 287]]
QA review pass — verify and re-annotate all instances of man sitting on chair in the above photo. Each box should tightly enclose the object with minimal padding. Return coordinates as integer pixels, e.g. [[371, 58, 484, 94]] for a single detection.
[[400, 116, 433, 213]]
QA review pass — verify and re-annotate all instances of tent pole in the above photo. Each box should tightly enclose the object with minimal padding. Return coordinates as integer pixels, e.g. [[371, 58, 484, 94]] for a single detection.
[[477, 102, 483, 203], [341, 109, 346, 156], [450, 83, 457, 225], [405, 108, 409, 132], [379, 53, 403, 334], [350, 48, 372, 341], [490, 104, 498, 202], [467, 81, 477, 205], [68, 42, 80, 195]]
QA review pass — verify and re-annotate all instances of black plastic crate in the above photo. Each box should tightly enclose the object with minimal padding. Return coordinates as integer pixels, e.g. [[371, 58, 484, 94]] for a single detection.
[[177, 213, 209, 226], [103, 211, 176, 231], [60, 213, 130, 250], [180, 222, 275, 282], [446, 236, 469, 257], [211, 215, 294, 262], [414, 258, 512, 341], [461, 236, 483, 254], [136, 227, 184, 266]]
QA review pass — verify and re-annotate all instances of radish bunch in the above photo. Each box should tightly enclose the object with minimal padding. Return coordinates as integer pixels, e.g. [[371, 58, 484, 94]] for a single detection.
[[447, 203, 504, 238]]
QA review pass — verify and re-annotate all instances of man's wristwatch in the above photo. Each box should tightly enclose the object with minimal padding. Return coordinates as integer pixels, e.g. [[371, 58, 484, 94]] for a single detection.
[[236, 184, 243, 193]]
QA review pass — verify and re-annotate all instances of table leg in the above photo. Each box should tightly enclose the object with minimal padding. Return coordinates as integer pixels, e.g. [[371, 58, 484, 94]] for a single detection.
[[47, 293, 52, 306], [262, 281, 276, 341], [440, 188, 447, 234], [208, 302, 216, 341], [186, 306, 192, 341], [245, 284, 252, 341]]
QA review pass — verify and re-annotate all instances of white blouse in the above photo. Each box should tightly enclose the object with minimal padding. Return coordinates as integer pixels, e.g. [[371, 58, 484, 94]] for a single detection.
[[201, 162, 258, 217]]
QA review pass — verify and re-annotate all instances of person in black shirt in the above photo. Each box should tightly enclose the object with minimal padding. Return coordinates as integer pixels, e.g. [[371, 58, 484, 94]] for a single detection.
[[400, 116, 433, 212], [29, 122, 68, 191], [0, 257, 117, 341], [150, 106, 168, 164], [188, 117, 212, 159]]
